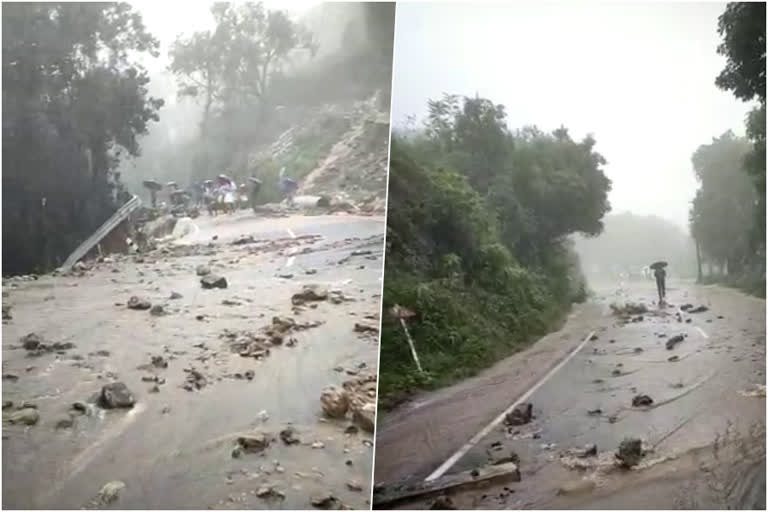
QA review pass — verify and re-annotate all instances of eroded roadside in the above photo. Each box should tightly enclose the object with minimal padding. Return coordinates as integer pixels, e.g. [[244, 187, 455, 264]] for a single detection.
[[2, 214, 384, 510]]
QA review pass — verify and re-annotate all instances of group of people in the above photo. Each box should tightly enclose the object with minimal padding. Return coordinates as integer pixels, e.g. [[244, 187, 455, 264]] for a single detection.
[[194, 170, 299, 215]]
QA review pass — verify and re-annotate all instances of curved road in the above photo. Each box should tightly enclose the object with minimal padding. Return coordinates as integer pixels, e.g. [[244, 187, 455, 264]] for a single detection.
[[374, 279, 765, 509]]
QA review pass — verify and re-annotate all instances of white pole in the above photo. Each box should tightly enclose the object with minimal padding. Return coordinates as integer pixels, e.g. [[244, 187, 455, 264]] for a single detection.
[[399, 317, 423, 373]]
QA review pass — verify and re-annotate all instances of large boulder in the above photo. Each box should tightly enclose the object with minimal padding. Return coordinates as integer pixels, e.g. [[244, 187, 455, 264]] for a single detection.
[[351, 402, 375, 433], [98, 382, 136, 409], [320, 386, 349, 418], [201, 275, 228, 289]]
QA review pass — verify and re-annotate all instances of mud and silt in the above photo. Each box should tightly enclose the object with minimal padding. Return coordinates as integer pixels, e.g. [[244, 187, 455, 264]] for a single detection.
[[2, 216, 384, 509]]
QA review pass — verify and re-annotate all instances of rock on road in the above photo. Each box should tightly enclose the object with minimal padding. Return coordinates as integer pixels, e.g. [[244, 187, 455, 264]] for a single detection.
[[374, 279, 765, 509], [2, 211, 385, 510]]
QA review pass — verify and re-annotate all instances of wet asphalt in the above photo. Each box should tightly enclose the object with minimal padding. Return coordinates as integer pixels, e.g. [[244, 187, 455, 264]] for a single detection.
[[2, 212, 385, 509]]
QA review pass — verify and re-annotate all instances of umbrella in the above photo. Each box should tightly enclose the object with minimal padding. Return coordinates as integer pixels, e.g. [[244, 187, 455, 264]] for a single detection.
[[166, 181, 178, 189], [650, 261, 668, 270], [142, 180, 162, 191]]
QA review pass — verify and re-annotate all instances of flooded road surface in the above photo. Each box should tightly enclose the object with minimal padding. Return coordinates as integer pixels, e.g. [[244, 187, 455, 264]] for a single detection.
[[3, 212, 384, 509], [374, 279, 765, 509]]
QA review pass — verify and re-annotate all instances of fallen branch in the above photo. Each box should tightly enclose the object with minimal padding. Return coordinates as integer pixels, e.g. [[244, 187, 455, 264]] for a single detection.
[[372, 462, 520, 509]]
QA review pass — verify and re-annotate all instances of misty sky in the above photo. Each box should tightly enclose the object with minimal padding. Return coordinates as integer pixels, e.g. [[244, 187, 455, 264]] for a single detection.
[[391, 2, 755, 231], [131, 0, 318, 73]]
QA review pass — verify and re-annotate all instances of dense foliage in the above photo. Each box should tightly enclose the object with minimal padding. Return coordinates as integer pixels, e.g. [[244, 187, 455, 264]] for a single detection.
[[2, 3, 163, 275], [687, 2, 766, 296], [379, 94, 611, 407], [689, 132, 764, 295]]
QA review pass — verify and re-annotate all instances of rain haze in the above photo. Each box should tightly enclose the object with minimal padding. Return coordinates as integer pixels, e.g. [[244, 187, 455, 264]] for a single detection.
[[391, 2, 755, 230]]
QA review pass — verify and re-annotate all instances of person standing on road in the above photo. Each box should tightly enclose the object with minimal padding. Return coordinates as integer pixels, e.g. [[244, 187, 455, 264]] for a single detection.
[[278, 167, 298, 207], [654, 265, 667, 304]]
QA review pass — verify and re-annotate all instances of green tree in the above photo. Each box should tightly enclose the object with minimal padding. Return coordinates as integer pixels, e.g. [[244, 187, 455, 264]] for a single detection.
[[2, 2, 163, 275], [714, 2, 766, 262], [689, 132, 756, 276], [380, 94, 612, 405]]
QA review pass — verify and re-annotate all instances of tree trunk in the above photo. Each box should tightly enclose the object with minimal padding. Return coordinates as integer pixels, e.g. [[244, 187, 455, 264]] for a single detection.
[[695, 238, 703, 282]]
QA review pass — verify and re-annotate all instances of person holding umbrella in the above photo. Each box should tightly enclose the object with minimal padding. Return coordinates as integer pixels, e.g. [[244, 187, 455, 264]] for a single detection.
[[278, 167, 298, 207], [650, 261, 667, 304]]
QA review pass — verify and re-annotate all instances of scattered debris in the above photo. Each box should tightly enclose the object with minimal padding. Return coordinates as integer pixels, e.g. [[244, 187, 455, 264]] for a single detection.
[[98, 481, 126, 504], [310, 493, 340, 509], [98, 382, 136, 409], [738, 384, 766, 398], [232, 235, 256, 245], [587, 408, 602, 416], [201, 275, 228, 289], [373, 462, 520, 508], [7, 407, 39, 425], [150, 304, 166, 316], [292, 285, 329, 306], [256, 486, 284, 500], [320, 386, 350, 418], [689, 305, 709, 313], [196, 265, 211, 276], [353, 322, 378, 334], [237, 432, 271, 453], [504, 403, 533, 426], [615, 438, 644, 468], [182, 368, 207, 391], [169, 291, 183, 300], [127, 296, 152, 310], [352, 402, 376, 433], [631, 394, 653, 407], [610, 302, 648, 316], [279, 426, 301, 445], [665, 334, 684, 350], [567, 443, 598, 458], [346, 480, 363, 492]]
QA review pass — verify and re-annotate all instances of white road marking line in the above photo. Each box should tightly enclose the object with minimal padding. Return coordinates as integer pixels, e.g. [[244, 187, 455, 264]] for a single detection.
[[695, 326, 709, 339], [424, 329, 597, 482], [286, 228, 296, 238]]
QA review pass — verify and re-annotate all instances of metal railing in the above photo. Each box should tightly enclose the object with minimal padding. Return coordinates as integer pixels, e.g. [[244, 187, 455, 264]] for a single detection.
[[61, 195, 141, 269]]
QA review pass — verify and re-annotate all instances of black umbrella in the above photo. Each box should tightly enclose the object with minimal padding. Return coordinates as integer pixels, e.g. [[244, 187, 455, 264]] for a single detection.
[[650, 261, 668, 270]]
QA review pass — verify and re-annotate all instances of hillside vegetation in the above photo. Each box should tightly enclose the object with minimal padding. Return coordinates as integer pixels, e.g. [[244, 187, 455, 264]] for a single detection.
[[379, 95, 612, 408]]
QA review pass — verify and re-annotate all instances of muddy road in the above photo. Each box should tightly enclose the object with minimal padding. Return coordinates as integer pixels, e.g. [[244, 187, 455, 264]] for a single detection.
[[374, 280, 765, 509], [3, 212, 384, 509]]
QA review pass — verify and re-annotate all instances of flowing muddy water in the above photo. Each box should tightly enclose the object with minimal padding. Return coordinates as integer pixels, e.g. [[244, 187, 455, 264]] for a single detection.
[[2, 214, 385, 509], [377, 279, 765, 509]]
